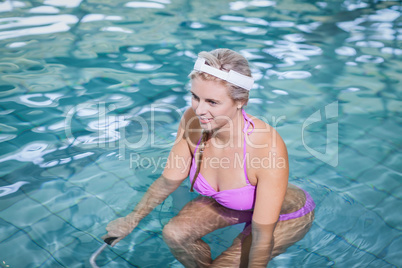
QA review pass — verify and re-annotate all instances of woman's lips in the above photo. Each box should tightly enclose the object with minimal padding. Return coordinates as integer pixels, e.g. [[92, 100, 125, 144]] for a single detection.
[[199, 117, 212, 124]]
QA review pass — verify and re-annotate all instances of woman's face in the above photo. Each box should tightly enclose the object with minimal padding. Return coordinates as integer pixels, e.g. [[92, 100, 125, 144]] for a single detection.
[[190, 76, 240, 131]]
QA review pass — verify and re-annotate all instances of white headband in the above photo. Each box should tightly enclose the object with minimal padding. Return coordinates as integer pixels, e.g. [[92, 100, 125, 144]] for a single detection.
[[193, 57, 254, 91]]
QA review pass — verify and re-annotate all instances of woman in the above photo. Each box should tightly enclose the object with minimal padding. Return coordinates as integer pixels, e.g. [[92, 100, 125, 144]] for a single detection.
[[103, 49, 315, 267]]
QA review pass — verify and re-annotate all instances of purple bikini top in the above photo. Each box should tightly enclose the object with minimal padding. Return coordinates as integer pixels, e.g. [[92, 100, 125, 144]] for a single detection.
[[189, 109, 256, 211]]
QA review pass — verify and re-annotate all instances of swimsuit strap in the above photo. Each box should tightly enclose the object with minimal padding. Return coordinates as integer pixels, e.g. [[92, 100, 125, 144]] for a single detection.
[[242, 109, 254, 135], [242, 109, 255, 185], [194, 134, 203, 155]]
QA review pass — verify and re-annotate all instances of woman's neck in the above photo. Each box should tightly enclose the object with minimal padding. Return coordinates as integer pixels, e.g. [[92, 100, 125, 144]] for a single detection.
[[209, 109, 244, 148]]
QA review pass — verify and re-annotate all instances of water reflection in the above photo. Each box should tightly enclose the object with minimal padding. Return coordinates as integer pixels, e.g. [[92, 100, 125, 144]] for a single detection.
[[101, 26, 133, 34], [81, 14, 122, 23], [272, 89, 289, 95], [335, 46, 357, 56], [0, 14, 78, 40], [0, 142, 54, 165], [0, 134, 17, 143], [381, 47, 402, 55], [0, 1, 25, 12], [0, 0, 400, 267], [263, 41, 322, 68], [29, 6, 60, 14], [122, 62, 163, 71], [355, 55, 384, 63], [1, 22, 72, 40], [0, 181, 29, 197], [44, 0, 83, 8], [296, 22, 321, 33], [229, 0, 276, 10], [6, 41, 28, 48], [19, 93, 62, 107], [266, 70, 312, 79], [125, 1, 166, 9]]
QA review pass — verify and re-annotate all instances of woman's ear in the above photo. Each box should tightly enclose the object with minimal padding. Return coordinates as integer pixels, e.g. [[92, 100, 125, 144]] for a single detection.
[[236, 100, 246, 109]]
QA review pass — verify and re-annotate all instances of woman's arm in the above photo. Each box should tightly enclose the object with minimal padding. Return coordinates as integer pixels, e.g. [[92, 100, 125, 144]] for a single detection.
[[102, 110, 193, 246], [102, 175, 184, 246], [245, 128, 289, 267]]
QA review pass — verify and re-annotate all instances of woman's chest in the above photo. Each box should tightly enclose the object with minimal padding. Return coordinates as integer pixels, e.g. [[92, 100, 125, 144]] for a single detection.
[[198, 146, 251, 191]]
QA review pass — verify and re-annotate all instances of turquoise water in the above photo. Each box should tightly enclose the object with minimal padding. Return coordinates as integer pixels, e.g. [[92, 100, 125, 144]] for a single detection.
[[0, 0, 401, 267]]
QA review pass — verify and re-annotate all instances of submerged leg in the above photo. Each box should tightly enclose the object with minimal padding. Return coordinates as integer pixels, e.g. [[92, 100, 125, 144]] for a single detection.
[[210, 225, 250, 268], [162, 196, 253, 268], [212, 185, 315, 267], [271, 210, 314, 258], [164, 185, 314, 267], [272, 184, 315, 257], [211, 211, 314, 267]]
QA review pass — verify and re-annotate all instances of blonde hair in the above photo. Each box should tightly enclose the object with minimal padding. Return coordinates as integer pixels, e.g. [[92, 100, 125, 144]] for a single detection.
[[189, 48, 251, 105]]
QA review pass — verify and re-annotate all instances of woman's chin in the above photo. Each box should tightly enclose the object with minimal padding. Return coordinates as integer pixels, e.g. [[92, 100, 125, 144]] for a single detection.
[[199, 122, 215, 131], [200, 124, 212, 131]]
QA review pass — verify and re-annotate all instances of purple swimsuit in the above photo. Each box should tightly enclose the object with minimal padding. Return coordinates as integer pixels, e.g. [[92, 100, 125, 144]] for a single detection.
[[189, 109, 315, 220]]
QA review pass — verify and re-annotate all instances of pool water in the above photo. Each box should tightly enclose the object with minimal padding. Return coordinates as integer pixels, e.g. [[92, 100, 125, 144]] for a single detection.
[[0, 0, 401, 267]]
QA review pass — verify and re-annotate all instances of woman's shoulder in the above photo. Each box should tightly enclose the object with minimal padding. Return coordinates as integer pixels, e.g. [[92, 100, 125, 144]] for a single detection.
[[182, 107, 196, 120], [181, 107, 199, 130], [246, 113, 286, 152], [180, 107, 202, 146]]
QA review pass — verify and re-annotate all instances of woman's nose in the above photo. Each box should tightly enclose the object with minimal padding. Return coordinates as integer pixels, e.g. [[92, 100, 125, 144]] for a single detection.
[[195, 101, 207, 115]]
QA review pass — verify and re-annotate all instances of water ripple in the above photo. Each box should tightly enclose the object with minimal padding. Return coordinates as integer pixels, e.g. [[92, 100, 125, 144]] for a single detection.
[[0, 142, 55, 165], [125, 1, 166, 9], [355, 55, 384, 64], [6, 41, 28, 48], [0, 134, 17, 143], [335, 46, 357, 56], [266, 70, 312, 79], [296, 22, 321, 33], [0, 123, 18, 132], [0, 181, 29, 197], [101, 26, 133, 34], [189, 22, 205, 29], [227, 26, 267, 35], [122, 62, 163, 71], [368, 8, 400, 22], [33, 120, 66, 133], [270, 21, 295, 28], [344, 2, 368, 11], [18, 93, 63, 107], [381, 47, 402, 55], [272, 89, 289, 95], [81, 14, 122, 23], [44, 0, 83, 8], [1, 22, 72, 40], [0, 1, 25, 12], [29, 6, 60, 14], [229, 0, 275, 10], [356, 41, 384, 48], [263, 41, 322, 67], [0, 15, 78, 30]]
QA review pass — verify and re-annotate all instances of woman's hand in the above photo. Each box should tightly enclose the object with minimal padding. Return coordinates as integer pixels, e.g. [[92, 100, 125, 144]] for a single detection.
[[101, 216, 138, 247], [100, 175, 184, 247]]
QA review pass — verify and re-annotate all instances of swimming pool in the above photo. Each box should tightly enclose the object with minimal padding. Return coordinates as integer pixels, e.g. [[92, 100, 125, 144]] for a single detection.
[[0, 0, 400, 267]]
